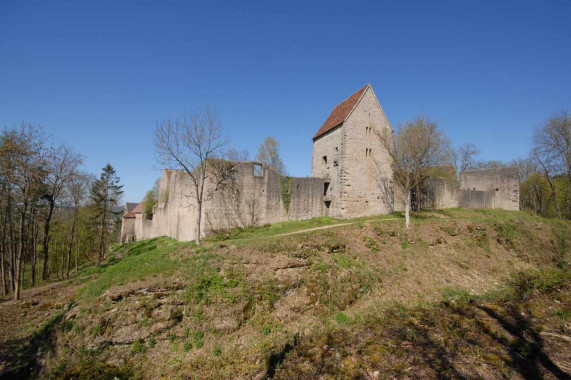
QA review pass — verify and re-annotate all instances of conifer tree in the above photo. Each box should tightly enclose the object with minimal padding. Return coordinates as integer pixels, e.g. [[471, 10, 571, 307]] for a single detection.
[[90, 163, 123, 264]]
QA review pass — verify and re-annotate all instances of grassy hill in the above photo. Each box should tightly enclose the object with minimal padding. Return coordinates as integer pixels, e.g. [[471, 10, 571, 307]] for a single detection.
[[0, 209, 569, 379]]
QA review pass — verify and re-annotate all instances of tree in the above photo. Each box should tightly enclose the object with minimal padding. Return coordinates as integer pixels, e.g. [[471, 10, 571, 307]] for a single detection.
[[255, 136, 286, 175], [143, 179, 160, 219], [377, 116, 453, 228], [532, 109, 571, 219], [65, 172, 90, 279], [0, 124, 46, 299], [154, 108, 229, 245], [227, 148, 250, 162], [474, 160, 507, 170], [456, 143, 480, 172], [40, 146, 82, 281], [90, 164, 123, 264]]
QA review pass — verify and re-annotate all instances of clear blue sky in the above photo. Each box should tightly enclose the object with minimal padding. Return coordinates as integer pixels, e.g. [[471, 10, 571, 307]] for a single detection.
[[1, 0, 569, 202]]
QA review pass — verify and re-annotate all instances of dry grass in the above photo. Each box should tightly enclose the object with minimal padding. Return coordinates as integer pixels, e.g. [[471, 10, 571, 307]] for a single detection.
[[1, 209, 569, 379]]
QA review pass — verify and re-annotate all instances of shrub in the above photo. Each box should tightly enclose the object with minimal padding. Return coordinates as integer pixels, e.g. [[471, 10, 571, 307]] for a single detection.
[[131, 339, 147, 355]]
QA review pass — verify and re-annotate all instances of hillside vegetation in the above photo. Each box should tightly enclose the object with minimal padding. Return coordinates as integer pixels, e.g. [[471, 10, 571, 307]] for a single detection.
[[0, 209, 569, 379]]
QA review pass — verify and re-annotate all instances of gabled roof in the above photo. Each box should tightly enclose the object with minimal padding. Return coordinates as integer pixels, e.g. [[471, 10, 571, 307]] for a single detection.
[[123, 201, 146, 219], [125, 202, 138, 214], [312, 84, 370, 140]]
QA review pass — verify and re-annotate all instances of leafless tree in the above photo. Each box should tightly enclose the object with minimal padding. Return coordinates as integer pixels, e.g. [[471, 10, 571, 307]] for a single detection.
[[377, 116, 453, 228], [456, 143, 480, 172], [154, 108, 229, 244], [40, 146, 82, 280], [65, 172, 90, 279], [532, 109, 570, 219], [227, 148, 250, 162]]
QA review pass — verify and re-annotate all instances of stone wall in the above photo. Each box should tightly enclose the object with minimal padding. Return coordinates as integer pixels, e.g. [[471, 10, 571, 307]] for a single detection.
[[460, 168, 520, 210], [120, 218, 135, 243], [399, 167, 520, 211], [130, 162, 325, 242]]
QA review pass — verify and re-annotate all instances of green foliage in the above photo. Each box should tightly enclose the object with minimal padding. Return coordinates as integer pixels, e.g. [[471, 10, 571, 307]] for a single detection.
[[183, 341, 192, 352], [510, 269, 567, 301], [494, 222, 518, 248], [131, 339, 147, 355], [213, 345, 222, 356], [335, 312, 353, 326], [401, 241, 408, 250], [143, 189, 157, 219], [279, 176, 293, 214], [442, 287, 471, 302], [262, 325, 271, 335], [148, 337, 156, 348], [169, 333, 177, 343], [192, 331, 204, 348], [363, 236, 380, 252]]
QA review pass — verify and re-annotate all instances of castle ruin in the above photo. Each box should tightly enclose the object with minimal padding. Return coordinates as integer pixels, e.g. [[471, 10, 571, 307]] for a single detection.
[[121, 84, 519, 243]]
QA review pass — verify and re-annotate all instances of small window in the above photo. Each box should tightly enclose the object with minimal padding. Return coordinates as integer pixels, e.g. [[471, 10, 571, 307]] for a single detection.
[[324, 201, 331, 209], [333, 160, 338, 167], [335, 147, 338, 152], [324, 182, 330, 196], [322, 156, 327, 165], [253, 164, 262, 177], [496, 188, 499, 191], [365, 148, 372, 158]]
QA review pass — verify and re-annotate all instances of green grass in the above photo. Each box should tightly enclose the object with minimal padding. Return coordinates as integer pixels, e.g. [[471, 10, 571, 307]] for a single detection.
[[77, 237, 193, 301], [206, 214, 395, 245]]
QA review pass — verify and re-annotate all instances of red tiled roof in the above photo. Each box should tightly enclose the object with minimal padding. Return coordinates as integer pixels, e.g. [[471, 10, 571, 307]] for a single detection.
[[312, 84, 370, 140], [123, 201, 146, 219]]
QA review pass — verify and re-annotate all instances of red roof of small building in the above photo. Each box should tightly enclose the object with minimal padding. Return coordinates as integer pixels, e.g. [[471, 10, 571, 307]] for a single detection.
[[123, 201, 146, 219], [312, 84, 370, 140]]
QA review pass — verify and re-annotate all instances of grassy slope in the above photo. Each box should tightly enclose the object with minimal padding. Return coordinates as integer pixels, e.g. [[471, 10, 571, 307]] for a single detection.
[[32, 210, 570, 379]]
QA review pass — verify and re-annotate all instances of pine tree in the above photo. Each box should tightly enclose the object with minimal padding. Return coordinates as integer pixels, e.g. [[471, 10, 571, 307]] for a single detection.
[[90, 164, 123, 264]]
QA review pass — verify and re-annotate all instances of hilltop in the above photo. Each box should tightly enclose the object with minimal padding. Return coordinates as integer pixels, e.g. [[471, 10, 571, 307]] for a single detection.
[[0, 210, 569, 379]]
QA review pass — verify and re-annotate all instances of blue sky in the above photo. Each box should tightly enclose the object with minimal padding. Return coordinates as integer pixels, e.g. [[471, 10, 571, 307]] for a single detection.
[[1, 0, 569, 202]]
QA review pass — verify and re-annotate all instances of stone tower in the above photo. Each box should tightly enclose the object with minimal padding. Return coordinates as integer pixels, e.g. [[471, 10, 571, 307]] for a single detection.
[[312, 84, 394, 218]]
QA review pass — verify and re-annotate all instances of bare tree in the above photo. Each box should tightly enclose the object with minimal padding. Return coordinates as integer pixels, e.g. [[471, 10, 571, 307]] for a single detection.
[[532, 109, 571, 219], [227, 148, 250, 162], [65, 172, 90, 279], [377, 116, 453, 228], [255, 136, 286, 175], [40, 146, 82, 280], [154, 108, 228, 244], [457, 143, 480, 172]]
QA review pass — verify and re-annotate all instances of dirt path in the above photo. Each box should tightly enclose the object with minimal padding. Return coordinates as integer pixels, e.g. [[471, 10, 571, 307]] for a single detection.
[[275, 218, 400, 237]]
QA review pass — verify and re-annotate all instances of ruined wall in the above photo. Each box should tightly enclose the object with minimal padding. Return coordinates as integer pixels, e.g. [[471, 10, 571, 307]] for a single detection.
[[401, 167, 520, 212], [134, 214, 153, 241], [460, 168, 520, 211], [132, 163, 325, 242], [120, 218, 135, 243]]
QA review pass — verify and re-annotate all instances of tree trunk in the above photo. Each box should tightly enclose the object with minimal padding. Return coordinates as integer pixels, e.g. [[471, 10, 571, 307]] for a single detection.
[[67, 208, 78, 280], [415, 181, 421, 211], [41, 200, 55, 281], [14, 207, 26, 300], [405, 190, 411, 229], [196, 201, 202, 245]]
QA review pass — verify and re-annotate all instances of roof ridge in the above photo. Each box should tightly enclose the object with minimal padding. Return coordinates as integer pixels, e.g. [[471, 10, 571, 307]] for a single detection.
[[312, 84, 370, 140]]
